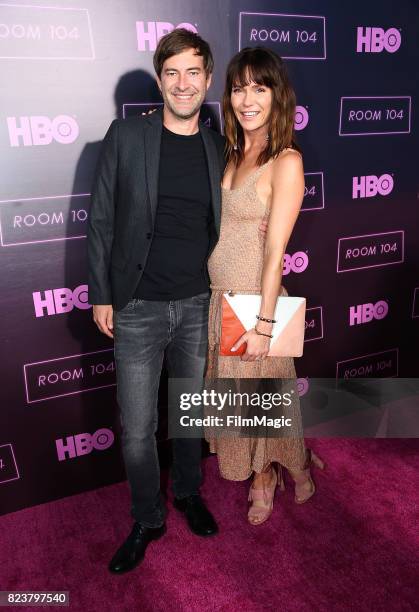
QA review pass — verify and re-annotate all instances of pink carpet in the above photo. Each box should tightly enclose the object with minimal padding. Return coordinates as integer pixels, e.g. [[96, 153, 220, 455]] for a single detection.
[[1, 439, 418, 611]]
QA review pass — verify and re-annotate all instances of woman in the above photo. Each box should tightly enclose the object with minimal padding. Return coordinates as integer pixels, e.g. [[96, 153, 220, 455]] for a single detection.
[[206, 47, 324, 525]]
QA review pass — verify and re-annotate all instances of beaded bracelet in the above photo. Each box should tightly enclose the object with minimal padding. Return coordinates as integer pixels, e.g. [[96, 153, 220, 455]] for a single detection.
[[256, 314, 277, 324], [254, 328, 273, 339]]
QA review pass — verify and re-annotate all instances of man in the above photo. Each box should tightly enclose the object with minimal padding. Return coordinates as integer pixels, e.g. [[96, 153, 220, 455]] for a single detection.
[[87, 29, 224, 574]]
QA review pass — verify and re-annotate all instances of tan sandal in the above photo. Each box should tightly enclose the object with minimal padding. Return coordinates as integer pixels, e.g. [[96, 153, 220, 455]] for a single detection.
[[289, 449, 325, 504], [247, 466, 284, 525]]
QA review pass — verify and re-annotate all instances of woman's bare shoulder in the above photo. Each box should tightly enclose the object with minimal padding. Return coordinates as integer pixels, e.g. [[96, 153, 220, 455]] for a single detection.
[[271, 147, 303, 174], [278, 147, 302, 160]]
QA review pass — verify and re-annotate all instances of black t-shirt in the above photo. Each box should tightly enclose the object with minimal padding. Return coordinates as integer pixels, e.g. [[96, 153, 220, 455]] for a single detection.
[[133, 125, 212, 300]]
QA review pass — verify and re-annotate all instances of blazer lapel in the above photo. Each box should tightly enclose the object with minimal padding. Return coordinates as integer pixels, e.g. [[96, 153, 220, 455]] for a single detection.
[[199, 125, 221, 237], [144, 109, 163, 227]]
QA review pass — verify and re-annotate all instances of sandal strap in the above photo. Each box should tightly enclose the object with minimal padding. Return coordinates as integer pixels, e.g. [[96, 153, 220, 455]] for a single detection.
[[248, 470, 278, 504], [248, 487, 268, 503]]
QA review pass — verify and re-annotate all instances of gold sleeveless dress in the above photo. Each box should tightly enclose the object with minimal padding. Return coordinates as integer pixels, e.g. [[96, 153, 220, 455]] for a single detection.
[[206, 160, 307, 480]]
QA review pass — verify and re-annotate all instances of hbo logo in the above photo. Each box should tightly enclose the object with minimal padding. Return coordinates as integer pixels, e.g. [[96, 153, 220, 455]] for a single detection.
[[349, 301, 388, 326], [297, 378, 309, 397], [33, 285, 91, 317], [7, 115, 79, 147], [283, 251, 309, 275], [56, 428, 114, 461], [295, 106, 309, 131], [356, 27, 401, 53], [352, 174, 394, 199], [136, 21, 197, 51]]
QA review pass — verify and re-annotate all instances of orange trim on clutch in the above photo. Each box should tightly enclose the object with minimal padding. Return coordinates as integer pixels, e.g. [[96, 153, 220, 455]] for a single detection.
[[220, 296, 247, 356]]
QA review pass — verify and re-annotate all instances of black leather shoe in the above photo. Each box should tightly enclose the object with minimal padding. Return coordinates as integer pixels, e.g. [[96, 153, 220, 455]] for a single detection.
[[108, 522, 166, 574], [173, 494, 218, 537]]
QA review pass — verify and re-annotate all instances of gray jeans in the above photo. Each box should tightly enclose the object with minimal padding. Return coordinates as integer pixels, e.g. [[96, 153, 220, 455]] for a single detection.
[[113, 290, 210, 528]]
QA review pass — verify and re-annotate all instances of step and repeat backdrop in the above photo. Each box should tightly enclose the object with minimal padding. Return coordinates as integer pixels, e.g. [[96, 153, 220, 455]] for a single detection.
[[0, 0, 417, 515]]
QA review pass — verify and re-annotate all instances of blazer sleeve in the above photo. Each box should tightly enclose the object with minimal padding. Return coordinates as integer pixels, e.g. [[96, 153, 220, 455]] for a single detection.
[[87, 119, 119, 305]]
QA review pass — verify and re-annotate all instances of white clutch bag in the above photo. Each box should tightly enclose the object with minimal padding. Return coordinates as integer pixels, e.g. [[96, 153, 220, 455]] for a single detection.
[[220, 293, 306, 357]]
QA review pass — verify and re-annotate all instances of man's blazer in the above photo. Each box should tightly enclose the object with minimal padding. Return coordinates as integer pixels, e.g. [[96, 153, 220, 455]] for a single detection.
[[87, 108, 225, 310]]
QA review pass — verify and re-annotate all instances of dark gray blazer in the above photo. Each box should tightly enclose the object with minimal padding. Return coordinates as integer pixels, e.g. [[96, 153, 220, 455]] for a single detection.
[[87, 108, 225, 310]]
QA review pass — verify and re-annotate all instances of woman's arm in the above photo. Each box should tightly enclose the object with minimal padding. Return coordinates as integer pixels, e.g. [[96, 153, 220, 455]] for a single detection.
[[231, 150, 305, 360], [258, 150, 305, 329]]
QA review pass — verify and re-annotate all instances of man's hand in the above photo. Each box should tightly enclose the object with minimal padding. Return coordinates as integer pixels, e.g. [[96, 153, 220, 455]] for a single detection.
[[93, 305, 114, 338], [259, 215, 269, 238]]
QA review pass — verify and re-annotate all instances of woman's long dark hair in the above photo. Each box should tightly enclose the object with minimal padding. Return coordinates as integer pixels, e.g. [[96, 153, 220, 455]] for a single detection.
[[223, 46, 300, 166]]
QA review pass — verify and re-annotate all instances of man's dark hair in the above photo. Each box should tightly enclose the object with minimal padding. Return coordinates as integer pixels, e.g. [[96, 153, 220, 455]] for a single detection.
[[153, 28, 214, 77]]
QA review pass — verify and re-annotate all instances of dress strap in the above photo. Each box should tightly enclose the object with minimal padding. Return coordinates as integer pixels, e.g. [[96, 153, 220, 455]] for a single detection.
[[222, 158, 274, 191], [249, 158, 274, 183]]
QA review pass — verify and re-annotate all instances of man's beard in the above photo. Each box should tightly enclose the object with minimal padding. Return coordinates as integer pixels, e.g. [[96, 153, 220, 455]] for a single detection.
[[162, 89, 204, 120]]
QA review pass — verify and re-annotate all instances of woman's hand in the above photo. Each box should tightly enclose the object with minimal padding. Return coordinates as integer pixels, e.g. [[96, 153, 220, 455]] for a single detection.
[[231, 328, 271, 362]]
